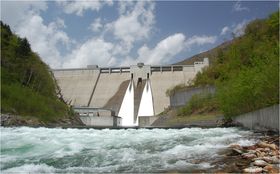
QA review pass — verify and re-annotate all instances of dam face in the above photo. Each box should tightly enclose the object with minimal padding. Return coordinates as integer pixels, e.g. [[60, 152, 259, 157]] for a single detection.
[[52, 58, 209, 126]]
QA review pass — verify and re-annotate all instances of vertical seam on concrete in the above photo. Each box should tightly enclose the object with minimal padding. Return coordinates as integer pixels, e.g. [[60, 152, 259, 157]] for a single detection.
[[149, 78, 156, 116], [87, 72, 101, 107], [149, 79, 155, 116]]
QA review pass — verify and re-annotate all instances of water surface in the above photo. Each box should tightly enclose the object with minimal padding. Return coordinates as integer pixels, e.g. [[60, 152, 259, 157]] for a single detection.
[[1, 127, 256, 173]]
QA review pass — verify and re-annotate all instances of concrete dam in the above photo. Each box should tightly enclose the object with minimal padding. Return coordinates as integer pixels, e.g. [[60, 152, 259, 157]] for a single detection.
[[52, 58, 209, 127]]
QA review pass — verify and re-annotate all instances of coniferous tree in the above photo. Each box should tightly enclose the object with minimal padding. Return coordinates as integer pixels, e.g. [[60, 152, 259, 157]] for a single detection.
[[16, 38, 31, 58]]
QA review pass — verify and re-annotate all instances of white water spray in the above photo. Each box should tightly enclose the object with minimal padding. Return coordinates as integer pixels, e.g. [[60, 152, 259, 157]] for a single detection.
[[1, 127, 256, 173], [138, 79, 154, 117], [118, 79, 135, 126]]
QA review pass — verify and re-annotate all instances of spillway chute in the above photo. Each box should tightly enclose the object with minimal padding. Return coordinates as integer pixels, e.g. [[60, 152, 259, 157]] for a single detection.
[[137, 79, 154, 117], [117, 79, 135, 126]]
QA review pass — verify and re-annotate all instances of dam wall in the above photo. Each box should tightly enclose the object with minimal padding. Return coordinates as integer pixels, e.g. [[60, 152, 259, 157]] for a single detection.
[[52, 58, 209, 125], [89, 73, 130, 108], [53, 68, 99, 106]]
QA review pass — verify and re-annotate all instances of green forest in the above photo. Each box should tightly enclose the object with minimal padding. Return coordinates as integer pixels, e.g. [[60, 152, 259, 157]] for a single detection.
[[1, 22, 73, 122], [180, 11, 279, 118]]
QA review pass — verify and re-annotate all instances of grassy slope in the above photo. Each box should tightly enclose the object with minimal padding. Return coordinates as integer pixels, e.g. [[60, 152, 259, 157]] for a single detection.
[[1, 22, 74, 123], [176, 11, 279, 119]]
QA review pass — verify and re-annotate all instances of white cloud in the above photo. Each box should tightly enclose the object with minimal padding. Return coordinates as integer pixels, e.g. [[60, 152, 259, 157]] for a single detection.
[[185, 35, 217, 47], [57, 0, 113, 16], [16, 14, 73, 68], [63, 32, 218, 67], [2, 1, 155, 68], [2, 1, 219, 69], [219, 20, 249, 37], [136, 33, 186, 65], [1, 1, 47, 28], [89, 18, 103, 32], [83, 1, 157, 63], [232, 20, 248, 36], [118, 1, 135, 14], [122, 33, 217, 66], [54, 18, 67, 29], [67, 32, 217, 67], [106, 1, 155, 52], [233, 1, 249, 12], [111, 43, 131, 56], [66, 33, 187, 67], [63, 38, 116, 68], [220, 26, 230, 35], [1, 1, 75, 68]]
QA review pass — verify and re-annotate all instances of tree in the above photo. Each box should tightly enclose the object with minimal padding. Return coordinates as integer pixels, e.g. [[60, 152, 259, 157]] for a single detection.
[[16, 38, 31, 58]]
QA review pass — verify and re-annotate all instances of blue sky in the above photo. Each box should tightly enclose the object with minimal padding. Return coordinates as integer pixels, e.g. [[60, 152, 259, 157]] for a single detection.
[[1, 1, 278, 68]]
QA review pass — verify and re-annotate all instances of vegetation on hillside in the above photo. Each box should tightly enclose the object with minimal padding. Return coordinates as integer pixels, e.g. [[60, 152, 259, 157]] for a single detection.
[[187, 11, 279, 118], [1, 22, 73, 122], [177, 92, 219, 116]]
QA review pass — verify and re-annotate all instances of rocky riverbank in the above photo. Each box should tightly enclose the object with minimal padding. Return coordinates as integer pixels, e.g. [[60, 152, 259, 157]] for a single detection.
[[212, 135, 280, 173], [0, 113, 84, 127]]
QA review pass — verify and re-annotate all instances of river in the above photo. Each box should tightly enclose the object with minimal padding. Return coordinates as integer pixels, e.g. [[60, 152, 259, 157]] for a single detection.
[[1, 127, 256, 173]]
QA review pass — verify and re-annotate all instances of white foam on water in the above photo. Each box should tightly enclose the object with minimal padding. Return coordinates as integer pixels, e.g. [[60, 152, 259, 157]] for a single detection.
[[1, 127, 256, 173], [2, 164, 56, 174], [231, 139, 257, 146]]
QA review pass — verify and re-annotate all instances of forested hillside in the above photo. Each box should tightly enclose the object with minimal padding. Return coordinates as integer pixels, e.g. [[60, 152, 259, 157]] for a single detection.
[[189, 11, 279, 118], [1, 22, 79, 124]]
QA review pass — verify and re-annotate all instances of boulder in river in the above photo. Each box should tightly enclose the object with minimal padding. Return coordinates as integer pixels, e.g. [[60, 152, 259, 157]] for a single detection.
[[243, 166, 263, 173], [229, 144, 242, 150], [242, 153, 257, 159], [258, 142, 278, 150], [263, 165, 280, 173], [268, 156, 279, 164], [232, 148, 244, 155], [253, 159, 268, 167]]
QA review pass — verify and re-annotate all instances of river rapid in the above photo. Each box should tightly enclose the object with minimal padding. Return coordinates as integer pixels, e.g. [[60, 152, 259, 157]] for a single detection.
[[1, 127, 256, 173]]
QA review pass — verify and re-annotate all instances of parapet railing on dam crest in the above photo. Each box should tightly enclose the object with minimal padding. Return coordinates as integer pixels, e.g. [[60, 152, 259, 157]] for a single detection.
[[52, 64, 197, 73], [52, 58, 209, 74]]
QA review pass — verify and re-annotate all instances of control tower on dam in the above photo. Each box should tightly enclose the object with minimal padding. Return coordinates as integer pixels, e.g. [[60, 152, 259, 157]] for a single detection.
[[52, 58, 209, 126]]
